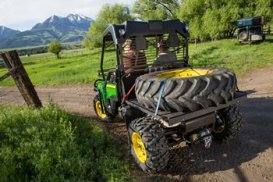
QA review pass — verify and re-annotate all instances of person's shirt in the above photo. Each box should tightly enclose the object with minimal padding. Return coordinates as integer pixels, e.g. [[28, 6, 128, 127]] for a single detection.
[[122, 51, 147, 74], [154, 51, 177, 67], [122, 50, 134, 74]]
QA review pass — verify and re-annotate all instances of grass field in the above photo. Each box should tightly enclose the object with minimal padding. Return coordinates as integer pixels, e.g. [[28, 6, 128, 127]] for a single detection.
[[0, 104, 130, 181], [190, 36, 273, 73], [0, 36, 272, 86]]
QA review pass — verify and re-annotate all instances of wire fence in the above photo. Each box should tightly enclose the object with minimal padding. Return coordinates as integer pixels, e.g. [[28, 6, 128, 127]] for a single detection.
[[18, 48, 99, 63]]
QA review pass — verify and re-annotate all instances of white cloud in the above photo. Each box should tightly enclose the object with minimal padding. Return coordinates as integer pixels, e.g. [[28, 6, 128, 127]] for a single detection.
[[0, 0, 135, 31]]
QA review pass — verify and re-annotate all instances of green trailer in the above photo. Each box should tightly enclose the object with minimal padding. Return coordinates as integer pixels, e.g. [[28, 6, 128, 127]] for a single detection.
[[236, 16, 265, 43]]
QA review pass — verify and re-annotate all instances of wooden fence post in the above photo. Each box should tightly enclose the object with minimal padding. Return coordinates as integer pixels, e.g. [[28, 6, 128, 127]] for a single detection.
[[1, 50, 42, 108]]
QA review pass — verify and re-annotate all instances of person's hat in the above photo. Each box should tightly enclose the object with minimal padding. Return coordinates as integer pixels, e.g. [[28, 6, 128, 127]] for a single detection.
[[157, 40, 168, 48], [122, 39, 132, 47]]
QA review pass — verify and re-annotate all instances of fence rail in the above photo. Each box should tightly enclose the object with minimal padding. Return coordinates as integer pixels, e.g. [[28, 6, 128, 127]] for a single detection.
[[0, 50, 42, 108]]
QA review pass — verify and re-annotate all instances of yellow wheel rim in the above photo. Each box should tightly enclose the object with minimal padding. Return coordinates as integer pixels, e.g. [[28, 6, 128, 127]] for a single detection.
[[154, 68, 212, 78], [132, 132, 147, 163], [213, 123, 225, 133], [95, 101, 107, 119], [214, 118, 225, 133]]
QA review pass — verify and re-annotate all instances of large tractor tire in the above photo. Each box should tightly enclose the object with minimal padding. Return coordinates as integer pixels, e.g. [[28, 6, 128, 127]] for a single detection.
[[128, 117, 169, 172], [135, 68, 236, 112], [213, 105, 242, 142]]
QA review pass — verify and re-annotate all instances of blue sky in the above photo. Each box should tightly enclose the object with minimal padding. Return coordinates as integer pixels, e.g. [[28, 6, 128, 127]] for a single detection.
[[0, 0, 135, 31]]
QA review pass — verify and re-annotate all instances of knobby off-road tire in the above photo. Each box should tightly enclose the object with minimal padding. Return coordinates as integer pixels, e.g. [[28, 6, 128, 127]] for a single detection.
[[93, 94, 112, 122], [135, 68, 236, 112], [213, 105, 242, 142], [128, 117, 169, 172]]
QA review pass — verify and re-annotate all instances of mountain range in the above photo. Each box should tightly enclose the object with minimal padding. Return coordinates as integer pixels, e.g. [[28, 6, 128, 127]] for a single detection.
[[0, 14, 93, 49]]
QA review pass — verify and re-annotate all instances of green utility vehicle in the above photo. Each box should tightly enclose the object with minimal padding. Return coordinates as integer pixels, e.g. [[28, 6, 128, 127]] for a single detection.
[[93, 20, 246, 172], [236, 16, 265, 43]]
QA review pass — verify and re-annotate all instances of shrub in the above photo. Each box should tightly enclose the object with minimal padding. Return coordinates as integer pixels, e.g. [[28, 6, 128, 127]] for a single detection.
[[0, 104, 129, 181], [48, 40, 62, 59]]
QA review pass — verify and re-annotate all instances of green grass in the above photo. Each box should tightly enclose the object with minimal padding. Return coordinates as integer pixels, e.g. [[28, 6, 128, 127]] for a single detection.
[[0, 104, 130, 181], [189, 35, 273, 74], [1, 36, 272, 86], [0, 48, 103, 86]]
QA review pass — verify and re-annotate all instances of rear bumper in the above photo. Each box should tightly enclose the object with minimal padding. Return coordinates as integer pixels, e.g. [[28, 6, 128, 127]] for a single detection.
[[126, 91, 247, 128]]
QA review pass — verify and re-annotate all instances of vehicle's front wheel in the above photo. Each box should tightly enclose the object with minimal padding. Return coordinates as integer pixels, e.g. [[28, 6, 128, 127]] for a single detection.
[[213, 105, 242, 142], [93, 94, 112, 121], [128, 117, 169, 172]]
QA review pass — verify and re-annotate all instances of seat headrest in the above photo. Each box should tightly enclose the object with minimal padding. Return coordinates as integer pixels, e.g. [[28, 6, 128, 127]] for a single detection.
[[135, 36, 147, 50], [167, 33, 180, 47]]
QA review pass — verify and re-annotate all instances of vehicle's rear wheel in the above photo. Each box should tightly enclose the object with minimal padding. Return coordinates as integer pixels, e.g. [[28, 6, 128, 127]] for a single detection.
[[213, 105, 242, 142], [128, 117, 169, 172], [135, 68, 236, 112], [238, 31, 248, 42], [93, 94, 112, 121]]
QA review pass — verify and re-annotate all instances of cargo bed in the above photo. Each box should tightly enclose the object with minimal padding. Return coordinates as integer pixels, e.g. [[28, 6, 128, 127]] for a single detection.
[[126, 91, 247, 128]]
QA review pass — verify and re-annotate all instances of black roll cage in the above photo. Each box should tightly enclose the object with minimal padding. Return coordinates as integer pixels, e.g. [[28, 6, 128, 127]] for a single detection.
[[100, 19, 190, 80]]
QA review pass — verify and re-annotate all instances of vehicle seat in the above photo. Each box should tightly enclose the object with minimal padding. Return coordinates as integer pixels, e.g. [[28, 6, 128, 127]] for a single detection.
[[167, 32, 180, 47]]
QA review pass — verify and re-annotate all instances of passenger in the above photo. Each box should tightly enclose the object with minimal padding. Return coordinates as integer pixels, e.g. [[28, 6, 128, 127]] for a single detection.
[[153, 40, 177, 67], [122, 39, 134, 74], [122, 39, 147, 74]]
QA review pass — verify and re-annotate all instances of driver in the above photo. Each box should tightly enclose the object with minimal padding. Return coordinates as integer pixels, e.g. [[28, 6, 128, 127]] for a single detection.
[[153, 40, 177, 67]]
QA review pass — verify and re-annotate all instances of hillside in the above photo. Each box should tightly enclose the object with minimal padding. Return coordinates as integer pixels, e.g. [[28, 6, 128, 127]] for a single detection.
[[0, 36, 272, 86], [0, 14, 93, 49], [0, 26, 19, 41]]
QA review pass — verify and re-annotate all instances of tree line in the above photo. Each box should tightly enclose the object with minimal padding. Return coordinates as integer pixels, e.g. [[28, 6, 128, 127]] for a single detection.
[[84, 0, 273, 49]]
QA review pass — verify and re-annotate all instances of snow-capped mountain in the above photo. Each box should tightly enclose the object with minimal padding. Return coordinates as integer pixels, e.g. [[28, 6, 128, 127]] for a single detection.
[[0, 14, 93, 49], [67, 14, 92, 22], [32, 14, 92, 31]]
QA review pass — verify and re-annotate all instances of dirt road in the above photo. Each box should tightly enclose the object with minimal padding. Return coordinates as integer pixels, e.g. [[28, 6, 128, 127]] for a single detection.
[[0, 67, 273, 182]]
